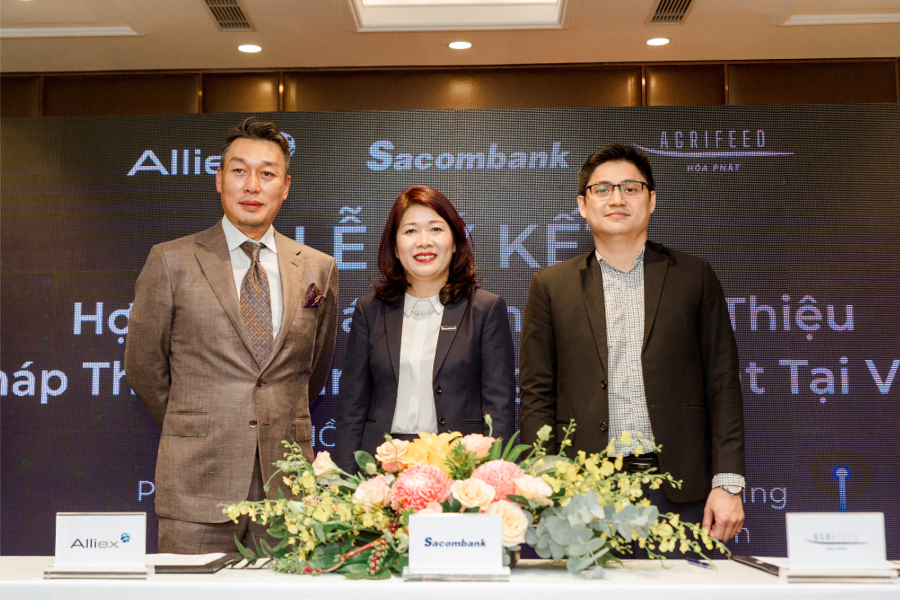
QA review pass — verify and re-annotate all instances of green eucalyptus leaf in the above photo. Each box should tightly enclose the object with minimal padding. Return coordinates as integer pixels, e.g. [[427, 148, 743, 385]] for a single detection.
[[586, 537, 607, 553], [592, 565, 606, 579], [567, 541, 587, 556], [570, 524, 593, 543], [549, 542, 566, 562]]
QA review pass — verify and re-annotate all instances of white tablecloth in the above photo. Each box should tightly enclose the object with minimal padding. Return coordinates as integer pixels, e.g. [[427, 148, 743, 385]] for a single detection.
[[1, 556, 897, 600]]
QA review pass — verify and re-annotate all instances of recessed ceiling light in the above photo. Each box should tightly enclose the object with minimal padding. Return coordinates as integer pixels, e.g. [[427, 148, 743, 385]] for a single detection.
[[449, 41, 472, 50], [647, 38, 669, 46], [238, 44, 262, 53]]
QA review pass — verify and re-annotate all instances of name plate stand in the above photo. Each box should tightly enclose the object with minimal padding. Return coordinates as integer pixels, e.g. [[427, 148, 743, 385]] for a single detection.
[[783, 512, 896, 583], [404, 513, 510, 581], [44, 512, 149, 580]]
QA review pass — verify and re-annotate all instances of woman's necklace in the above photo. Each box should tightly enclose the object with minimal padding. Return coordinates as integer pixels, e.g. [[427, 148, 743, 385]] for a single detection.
[[409, 297, 436, 316]]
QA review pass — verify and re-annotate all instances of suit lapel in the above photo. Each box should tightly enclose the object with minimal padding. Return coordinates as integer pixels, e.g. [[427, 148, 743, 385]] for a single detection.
[[194, 223, 256, 360], [261, 231, 305, 372], [642, 243, 669, 351], [580, 254, 608, 376], [385, 302, 404, 384], [433, 295, 468, 380]]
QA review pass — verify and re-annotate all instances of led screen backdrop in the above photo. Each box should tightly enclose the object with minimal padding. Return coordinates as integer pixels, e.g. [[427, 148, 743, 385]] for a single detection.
[[2, 105, 898, 557]]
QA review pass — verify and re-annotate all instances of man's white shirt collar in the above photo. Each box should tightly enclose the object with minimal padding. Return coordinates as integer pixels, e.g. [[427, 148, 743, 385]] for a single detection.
[[403, 293, 444, 317], [222, 216, 278, 254]]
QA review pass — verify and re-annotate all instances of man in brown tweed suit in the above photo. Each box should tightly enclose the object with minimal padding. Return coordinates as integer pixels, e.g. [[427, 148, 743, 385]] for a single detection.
[[125, 118, 338, 553]]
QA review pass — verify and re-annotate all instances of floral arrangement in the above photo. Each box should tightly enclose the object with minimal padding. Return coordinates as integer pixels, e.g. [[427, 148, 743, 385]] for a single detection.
[[223, 419, 727, 579]]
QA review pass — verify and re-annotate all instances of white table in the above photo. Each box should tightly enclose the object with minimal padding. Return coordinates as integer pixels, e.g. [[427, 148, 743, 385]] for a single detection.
[[2, 556, 897, 600]]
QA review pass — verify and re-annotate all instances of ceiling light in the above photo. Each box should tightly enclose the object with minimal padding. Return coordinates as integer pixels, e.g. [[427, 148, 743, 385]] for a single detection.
[[646, 38, 669, 46], [449, 41, 472, 50], [238, 44, 261, 53]]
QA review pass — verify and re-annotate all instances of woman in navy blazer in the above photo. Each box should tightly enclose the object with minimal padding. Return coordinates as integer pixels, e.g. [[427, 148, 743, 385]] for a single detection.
[[334, 186, 516, 473]]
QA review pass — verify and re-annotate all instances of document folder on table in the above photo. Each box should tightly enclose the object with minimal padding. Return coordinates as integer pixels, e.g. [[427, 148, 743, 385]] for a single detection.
[[152, 553, 239, 574]]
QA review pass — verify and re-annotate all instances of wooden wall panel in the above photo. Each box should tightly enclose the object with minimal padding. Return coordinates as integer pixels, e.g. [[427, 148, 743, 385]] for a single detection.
[[645, 64, 726, 106], [42, 74, 200, 116], [1, 76, 42, 117], [728, 61, 897, 105], [202, 73, 280, 113], [4, 61, 897, 119], [284, 66, 641, 111]]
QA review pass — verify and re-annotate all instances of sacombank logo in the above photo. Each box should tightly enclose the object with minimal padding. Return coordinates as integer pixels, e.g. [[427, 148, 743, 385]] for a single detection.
[[366, 140, 570, 172], [635, 129, 793, 158], [126, 132, 296, 176]]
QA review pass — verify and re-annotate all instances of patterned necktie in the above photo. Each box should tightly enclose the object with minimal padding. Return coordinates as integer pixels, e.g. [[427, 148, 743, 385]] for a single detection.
[[239, 241, 273, 365]]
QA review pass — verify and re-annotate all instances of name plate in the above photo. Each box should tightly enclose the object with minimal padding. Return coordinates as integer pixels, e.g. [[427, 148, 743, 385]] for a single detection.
[[786, 512, 886, 571], [406, 514, 508, 579], [54, 512, 146, 569]]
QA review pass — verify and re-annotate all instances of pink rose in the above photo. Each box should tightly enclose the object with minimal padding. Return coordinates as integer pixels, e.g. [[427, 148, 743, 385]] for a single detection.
[[513, 474, 553, 506], [353, 474, 392, 508], [375, 439, 410, 472], [416, 502, 444, 514], [460, 434, 495, 459]]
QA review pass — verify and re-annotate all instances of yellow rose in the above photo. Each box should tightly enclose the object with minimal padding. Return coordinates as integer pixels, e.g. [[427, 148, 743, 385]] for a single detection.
[[483, 500, 529, 546], [451, 478, 496, 509]]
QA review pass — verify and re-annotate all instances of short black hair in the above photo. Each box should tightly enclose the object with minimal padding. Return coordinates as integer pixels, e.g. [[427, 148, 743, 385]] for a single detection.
[[221, 117, 291, 174], [578, 143, 655, 196]]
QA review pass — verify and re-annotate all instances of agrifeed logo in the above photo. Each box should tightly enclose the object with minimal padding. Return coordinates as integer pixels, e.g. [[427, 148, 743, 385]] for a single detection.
[[635, 128, 792, 173]]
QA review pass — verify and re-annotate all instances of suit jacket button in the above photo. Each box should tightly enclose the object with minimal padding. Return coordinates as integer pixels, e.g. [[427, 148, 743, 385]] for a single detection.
[[256, 379, 264, 387], [600, 421, 608, 432], [438, 417, 446, 425], [600, 380, 607, 389], [434, 386, 442, 394], [249, 420, 258, 428]]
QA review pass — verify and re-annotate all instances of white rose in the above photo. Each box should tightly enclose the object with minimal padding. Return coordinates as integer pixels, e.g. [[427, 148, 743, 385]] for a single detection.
[[451, 478, 496, 509], [483, 500, 530, 546], [513, 474, 553, 506], [311, 451, 339, 479]]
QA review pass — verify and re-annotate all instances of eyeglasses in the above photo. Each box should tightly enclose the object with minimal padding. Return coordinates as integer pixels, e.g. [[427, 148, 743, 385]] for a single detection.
[[585, 181, 648, 199]]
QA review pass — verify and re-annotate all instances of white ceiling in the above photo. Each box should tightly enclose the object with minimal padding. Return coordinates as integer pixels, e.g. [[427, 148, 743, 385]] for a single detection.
[[0, 0, 898, 74]]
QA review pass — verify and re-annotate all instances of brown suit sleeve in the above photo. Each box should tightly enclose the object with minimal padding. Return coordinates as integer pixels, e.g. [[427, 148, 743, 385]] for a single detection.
[[307, 258, 338, 409], [519, 270, 559, 453], [124, 245, 173, 429]]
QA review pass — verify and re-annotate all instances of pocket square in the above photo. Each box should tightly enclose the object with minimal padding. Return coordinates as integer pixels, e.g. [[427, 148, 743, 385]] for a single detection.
[[302, 283, 327, 308]]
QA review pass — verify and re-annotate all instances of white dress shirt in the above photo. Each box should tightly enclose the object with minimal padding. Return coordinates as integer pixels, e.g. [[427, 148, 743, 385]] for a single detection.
[[221, 216, 283, 336], [391, 293, 443, 434]]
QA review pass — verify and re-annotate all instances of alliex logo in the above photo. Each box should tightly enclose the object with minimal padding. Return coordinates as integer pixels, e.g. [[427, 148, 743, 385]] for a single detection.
[[70, 533, 131, 549], [126, 132, 296, 176]]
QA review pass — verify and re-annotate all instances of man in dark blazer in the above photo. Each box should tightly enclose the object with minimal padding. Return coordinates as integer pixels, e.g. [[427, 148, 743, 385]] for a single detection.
[[125, 118, 338, 553], [520, 143, 744, 543], [334, 288, 515, 473]]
